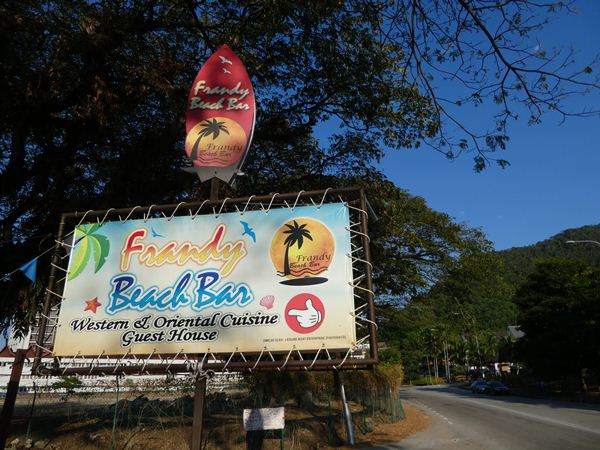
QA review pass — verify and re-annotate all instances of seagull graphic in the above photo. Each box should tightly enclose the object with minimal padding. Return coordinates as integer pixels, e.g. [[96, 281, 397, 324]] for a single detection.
[[219, 56, 233, 65], [240, 221, 256, 243], [223, 67, 231, 74], [151, 227, 165, 238]]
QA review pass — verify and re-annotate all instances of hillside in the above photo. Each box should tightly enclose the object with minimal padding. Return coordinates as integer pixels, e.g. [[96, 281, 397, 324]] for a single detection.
[[497, 224, 600, 287]]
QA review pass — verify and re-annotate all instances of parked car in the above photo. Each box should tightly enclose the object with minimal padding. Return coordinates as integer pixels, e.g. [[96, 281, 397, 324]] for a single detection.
[[470, 380, 487, 393], [484, 380, 510, 395]]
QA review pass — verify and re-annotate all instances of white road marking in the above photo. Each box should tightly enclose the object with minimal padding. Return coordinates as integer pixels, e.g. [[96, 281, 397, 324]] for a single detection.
[[409, 400, 453, 425], [414, 390, 600, 437]]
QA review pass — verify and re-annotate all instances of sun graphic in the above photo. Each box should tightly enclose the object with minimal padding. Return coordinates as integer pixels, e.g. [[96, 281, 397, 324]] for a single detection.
[[269, 218, 335, 283], [185, 117, 247, 167]]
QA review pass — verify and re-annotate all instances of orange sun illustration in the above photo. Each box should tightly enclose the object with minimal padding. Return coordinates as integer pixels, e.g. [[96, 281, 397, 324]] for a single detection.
[[185, 117, 247, 167], [270, 218, 334, 283]]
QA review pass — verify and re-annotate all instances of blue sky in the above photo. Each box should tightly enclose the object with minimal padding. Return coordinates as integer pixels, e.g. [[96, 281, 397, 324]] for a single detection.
[[379, 1, 600, 250]]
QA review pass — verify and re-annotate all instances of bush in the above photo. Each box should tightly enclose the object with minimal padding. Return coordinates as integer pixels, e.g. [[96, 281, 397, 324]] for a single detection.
[[51, 376, 83, 393], [411, 376, 445, 386], [243, 363, 404, 407]]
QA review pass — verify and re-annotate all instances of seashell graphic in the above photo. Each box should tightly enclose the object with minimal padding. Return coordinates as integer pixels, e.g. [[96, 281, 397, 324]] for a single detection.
[[259, 295, 275, 310]]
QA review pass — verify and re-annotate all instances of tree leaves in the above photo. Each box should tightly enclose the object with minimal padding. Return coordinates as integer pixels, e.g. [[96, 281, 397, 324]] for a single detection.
[[67, 224, 110, 281], [515, 259, 600, 381]]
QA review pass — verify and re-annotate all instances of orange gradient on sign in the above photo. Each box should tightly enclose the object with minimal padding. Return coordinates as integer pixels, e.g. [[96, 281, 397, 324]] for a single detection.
[[269, 218, 334, 279], [185, 117, 247, 167]]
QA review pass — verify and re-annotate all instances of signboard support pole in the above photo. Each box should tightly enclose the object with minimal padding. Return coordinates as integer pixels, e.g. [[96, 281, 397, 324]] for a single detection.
[[33, 214, 67, 374], [0, 348, 27, 449], [335, 371, 355, 446], [190, 373, 207, 450], [210, 177, 220, 202], [359, 190, 378, 363]]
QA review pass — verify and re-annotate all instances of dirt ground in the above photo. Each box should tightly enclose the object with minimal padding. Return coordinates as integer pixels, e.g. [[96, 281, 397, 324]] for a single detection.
[[7, 392, 430, 449]]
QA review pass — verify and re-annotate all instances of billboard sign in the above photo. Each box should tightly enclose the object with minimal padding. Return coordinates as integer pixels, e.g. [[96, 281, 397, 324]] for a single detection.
[[53, 204, 355, 356], [185, 44, 255, 183]]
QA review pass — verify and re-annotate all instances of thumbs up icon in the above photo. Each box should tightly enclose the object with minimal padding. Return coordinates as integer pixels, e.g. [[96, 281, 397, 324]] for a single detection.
[[285, 294, 325, 333], [288, 299, 322, 328]]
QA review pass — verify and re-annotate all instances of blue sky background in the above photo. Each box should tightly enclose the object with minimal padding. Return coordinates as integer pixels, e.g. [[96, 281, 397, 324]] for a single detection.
[[378, 1, 600, 250]]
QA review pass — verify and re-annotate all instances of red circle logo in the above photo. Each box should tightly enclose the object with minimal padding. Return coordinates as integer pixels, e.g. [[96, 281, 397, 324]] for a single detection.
[[284, 293, 325, 334]]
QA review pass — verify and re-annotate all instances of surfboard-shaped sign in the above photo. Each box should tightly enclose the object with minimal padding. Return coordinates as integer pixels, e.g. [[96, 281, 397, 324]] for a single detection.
[[185, 44, 255, 183]]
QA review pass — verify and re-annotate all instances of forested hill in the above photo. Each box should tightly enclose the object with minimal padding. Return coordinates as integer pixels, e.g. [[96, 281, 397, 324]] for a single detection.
[[497, 224, 600, 287]]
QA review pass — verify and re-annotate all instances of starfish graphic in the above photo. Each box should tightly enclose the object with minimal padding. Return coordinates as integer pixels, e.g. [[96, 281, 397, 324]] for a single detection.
[[84, 297, 102, 313]]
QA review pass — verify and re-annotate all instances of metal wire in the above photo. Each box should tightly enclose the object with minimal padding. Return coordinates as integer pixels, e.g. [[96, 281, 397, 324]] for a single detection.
[[165, 202, 186, 221], [143, 205, 157, 222], [97, 208, 116, 226], [120, 206, 142, 223]]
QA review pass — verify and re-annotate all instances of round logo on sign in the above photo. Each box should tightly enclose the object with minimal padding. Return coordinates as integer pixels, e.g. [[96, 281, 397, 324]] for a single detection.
[[284, 293, 325, 334], [185, 117, 247, 167], [269, 218, 334, 285]]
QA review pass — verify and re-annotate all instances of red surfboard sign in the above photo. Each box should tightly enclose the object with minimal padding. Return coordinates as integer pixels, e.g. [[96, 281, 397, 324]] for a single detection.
[[185, 44, 255, 183]]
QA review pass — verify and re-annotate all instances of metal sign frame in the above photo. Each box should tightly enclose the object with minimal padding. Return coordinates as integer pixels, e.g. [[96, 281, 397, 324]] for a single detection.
[[32, 188, 378, 376]]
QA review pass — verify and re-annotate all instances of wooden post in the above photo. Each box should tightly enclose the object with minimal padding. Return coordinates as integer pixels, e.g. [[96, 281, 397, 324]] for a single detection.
[[190, 178, 219, 450], [190, 375, 207, 450], [0, 348, 27, 449], [210, 177, 220, 202]]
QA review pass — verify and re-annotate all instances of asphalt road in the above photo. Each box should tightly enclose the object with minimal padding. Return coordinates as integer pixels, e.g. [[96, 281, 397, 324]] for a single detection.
[[370, 385, 600, 450]]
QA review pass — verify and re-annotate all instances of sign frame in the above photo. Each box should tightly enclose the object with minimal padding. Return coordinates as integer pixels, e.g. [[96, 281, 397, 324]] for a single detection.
[[32, 188, 378, 376]]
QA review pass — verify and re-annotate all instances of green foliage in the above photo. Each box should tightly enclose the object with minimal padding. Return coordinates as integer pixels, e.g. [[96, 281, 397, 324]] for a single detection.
[[0, 0, 437, 246], [368, 180, 491, 303], [51, 376, 84, 392], [244, 365, 403, 407], [425, 252, 517, 332], [0, 269, 46, 337], [515, 259, 600, 382], [388, 225, 600, 380], [2, 0, 594, 245], [498, 224, 600, 287], [379, 346, 403, 366], [380, 251, 515, 379]]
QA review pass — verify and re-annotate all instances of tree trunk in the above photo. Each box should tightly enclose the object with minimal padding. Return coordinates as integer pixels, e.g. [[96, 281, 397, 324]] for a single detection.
[[283, 244, 291, 275]]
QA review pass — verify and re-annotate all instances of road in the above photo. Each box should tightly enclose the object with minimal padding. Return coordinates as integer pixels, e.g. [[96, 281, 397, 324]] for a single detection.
[[371, 385, 600, 450]]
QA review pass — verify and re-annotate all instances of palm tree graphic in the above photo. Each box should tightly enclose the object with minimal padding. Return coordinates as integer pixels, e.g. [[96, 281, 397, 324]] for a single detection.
[[190, 118, 230, 161], [282, 220, 313, 276], [67, 223, 110, 281]]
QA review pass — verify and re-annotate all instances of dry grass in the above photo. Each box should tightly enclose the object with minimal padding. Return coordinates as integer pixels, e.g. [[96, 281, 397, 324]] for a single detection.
[[8, 391, 429, 450]]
